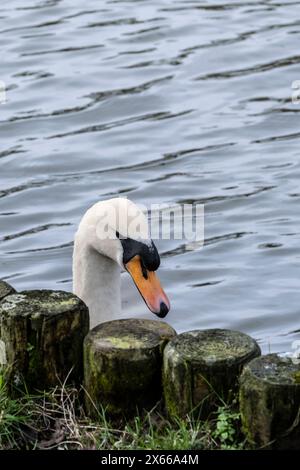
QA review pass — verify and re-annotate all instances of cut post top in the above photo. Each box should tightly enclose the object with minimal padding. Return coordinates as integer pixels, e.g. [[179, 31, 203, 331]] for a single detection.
[[242, 353, 300, 386], [85, 318, 176, 351], [164, 328, 261, 366], [0, 289, 87, 319]]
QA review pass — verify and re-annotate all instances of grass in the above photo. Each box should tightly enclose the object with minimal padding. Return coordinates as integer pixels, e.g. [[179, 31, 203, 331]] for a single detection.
[[0, 368, 246, 450]]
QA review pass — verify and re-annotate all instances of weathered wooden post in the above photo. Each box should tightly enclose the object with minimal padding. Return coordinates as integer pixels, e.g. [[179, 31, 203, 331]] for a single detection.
[[0, 290, 89, 391], [240, 354, 300, 449], [163, 329, 261, 418], [0, 281, 16, 366], [0, 280, 15, 301], [84, 319, 176, 418]]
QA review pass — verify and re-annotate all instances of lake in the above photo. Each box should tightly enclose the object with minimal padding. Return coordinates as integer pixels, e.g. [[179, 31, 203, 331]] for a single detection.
[[1, 0, 300, 353]]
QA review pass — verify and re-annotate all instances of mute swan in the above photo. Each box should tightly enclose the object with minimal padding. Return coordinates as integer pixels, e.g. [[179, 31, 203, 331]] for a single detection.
[[73, 198, 170, 328]]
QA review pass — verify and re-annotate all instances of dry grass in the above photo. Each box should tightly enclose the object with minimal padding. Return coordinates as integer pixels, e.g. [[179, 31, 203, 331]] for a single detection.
[[0, 369, 245, 450]]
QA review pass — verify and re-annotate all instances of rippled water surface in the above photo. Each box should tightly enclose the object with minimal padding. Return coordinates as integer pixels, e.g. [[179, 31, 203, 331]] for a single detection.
[[1, 0, 300, 353]]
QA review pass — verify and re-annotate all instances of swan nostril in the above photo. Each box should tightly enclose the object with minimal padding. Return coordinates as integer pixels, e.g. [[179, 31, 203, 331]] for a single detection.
[[156, 302, 169, 318]]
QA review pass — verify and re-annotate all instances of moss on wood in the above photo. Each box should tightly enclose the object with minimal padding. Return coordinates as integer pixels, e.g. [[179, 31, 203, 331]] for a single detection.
[[0, 281, 16, 301], [0, 290, 89, 392], [163, 329, 261, 419], [239, 354, 300, 449], [84, 319, 176, 418]]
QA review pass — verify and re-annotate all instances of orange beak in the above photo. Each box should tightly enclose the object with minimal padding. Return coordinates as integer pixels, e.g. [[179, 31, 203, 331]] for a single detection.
[[125, 255, 170, 318]]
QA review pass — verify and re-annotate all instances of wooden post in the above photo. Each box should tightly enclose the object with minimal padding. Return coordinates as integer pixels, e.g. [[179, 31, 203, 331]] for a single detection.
[[0, 280, 15, 301], [84, 319, 176, 418], [0, 290, 89, 391], [163, 329, 261, 419], [240, 354, 300, 449]]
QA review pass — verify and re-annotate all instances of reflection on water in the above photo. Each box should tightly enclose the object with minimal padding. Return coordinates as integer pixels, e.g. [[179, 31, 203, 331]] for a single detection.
[[1, 0, 300, 353]]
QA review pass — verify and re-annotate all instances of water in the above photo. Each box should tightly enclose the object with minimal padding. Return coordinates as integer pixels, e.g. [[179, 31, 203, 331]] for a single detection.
[[1, 0, 300, 353]]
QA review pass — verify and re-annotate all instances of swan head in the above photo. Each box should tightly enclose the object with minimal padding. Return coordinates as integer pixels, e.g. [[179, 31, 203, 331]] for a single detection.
[[77, 197, 170, 318]]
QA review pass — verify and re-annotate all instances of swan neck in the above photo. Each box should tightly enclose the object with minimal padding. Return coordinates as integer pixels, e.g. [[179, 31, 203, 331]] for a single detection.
[[73, 241, 121, 328]]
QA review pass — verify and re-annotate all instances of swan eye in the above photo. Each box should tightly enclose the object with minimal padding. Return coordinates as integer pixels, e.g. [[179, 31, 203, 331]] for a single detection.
[[118, 234, 160, 271]]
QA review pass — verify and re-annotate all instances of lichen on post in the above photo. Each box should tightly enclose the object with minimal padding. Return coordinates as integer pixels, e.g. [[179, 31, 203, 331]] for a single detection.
[[163, 329, 261, 419], [0, 280, 15, 301], [239, 354, 300, 449], [83, 319, 176, 418], [0, 290, 89, 391]]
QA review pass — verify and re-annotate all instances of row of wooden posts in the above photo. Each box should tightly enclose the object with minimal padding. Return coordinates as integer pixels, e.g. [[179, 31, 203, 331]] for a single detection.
[[1, 280, 300, 449]]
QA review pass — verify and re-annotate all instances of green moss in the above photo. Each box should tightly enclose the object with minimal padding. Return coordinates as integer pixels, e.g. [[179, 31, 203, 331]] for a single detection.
[[0, 290, 89, 393], [239, 355, 300, 449], [163, 330, 260, 420], [0, 281, 16, 302], [293, 371, 300, 384], [0, 290, 82, 319], [249, 354, 300, 385], [163, 347, 193, 419], [104, 336, 145, 349], [83, 319, 176, 419], [169, 329, 260, 365], [239, 366, 270, 447]]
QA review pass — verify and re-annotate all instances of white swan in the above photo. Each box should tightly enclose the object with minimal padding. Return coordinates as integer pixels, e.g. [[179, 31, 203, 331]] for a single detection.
[[73, 198, 170, 328]]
